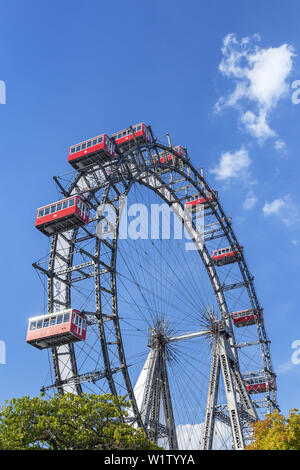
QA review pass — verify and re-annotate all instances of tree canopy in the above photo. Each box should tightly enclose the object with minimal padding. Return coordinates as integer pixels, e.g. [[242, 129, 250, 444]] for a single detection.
[[0, 393, 160, 450], [246, 408, 300, 450]]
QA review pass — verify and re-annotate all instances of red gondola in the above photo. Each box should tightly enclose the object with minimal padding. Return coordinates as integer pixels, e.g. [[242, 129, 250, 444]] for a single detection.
[[211, 246, 242, 266], [153, 145, 187, 164], [232, 309, 261, 327], [185, 190, 218, 208], [26, 309, 87, 350], [112, 123, 152, 151], [68, 133, 116, 170], [35, 195, 89, 236], [244, 375, 277, 394]]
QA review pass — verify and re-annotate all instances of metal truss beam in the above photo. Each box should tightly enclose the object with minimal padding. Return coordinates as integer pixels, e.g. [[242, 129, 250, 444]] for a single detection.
[[139, 341, 178, 449], [202, 322, 258, 450], [38, 136, 278, 448], [40, 366, 124, 393]]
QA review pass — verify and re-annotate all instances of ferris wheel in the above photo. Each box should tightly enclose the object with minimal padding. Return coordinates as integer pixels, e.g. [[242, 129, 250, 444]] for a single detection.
[[29, 123, 278, 450]]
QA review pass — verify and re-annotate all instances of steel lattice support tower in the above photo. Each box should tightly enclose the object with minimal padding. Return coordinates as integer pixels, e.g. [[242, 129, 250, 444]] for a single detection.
[[32, 126, 279, 449], [201, 320, 258, 449]]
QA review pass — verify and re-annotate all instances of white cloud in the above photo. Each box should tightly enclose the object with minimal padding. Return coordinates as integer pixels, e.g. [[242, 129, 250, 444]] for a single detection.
[[176, 422, 231, 450], [210, 147, 251, 181], [276, 361, 295, 374], [263, 195, 299, 226], [176, 423, 202, 450], [274, 139, 288, 154], [247, 44, 294, 107], [240, 109, 275, 141], [216, 34, 295, 143], [263, 198, 286, 215], [243, 191, 258, 210]]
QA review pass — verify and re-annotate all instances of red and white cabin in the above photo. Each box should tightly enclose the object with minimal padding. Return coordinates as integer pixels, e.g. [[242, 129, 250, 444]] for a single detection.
[[232, 309, 261, 327], [211, 246, 242, 267], [35, 195, 90, 236], [185, 190, 218, 208], [26, 309, 87, 350], [112, 123, 152, 151], [153, 145, 187, 164], [244, 375, 277, 394], [68, 133, 116, 170]]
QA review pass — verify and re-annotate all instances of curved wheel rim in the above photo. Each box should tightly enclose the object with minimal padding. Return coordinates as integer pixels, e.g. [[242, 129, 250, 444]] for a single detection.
[[34, 136, 277, 449]]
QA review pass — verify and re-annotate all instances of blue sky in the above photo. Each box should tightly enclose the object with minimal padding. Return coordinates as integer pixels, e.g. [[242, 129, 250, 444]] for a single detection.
[[0, 0, 300, 417]]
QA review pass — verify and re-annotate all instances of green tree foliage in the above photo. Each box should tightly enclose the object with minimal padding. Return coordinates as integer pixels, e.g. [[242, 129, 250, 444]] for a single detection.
[[246, 409, 300, 450], [0, 393, 161, 450]]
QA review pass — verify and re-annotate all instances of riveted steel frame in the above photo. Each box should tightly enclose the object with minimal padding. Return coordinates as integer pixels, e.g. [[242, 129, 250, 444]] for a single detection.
[[35, 133, 278, 448]]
